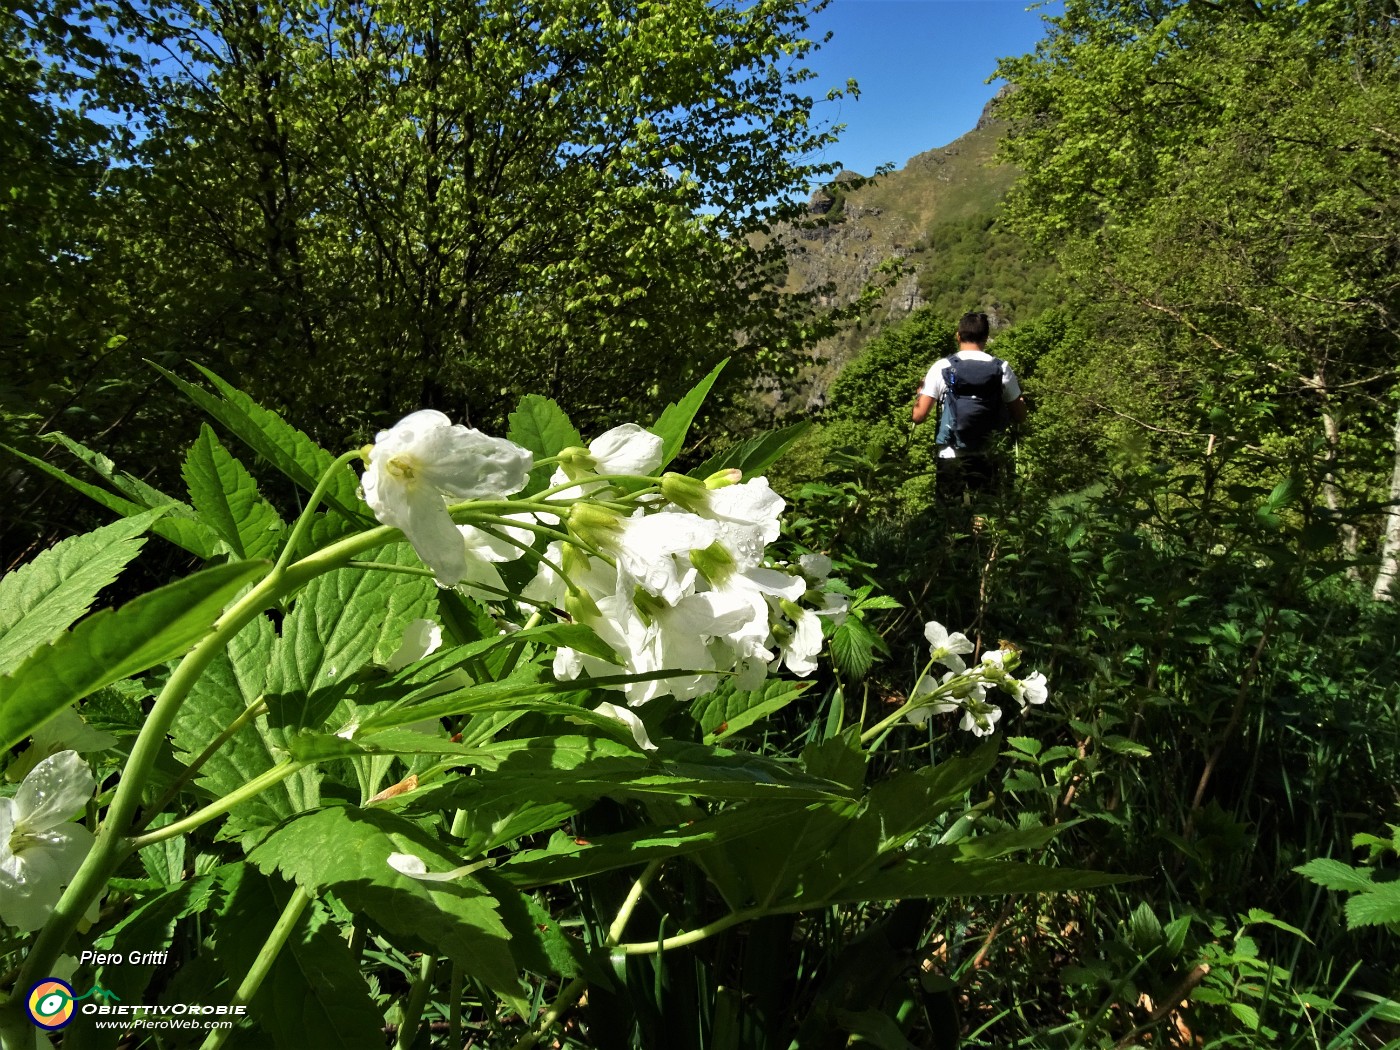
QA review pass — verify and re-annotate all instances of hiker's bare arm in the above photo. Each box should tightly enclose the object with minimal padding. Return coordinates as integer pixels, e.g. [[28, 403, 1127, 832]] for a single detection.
[[1007, 396, 1028, 424], [912, 393, 936, 424]]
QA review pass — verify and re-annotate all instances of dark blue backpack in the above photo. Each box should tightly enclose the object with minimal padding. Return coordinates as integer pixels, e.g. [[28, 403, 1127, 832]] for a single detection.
[[934, 354, 1008, 452]]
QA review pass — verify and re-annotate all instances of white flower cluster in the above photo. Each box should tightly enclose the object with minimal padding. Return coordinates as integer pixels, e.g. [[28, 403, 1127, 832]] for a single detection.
[[905, 621, 1048, 737], [361, 412, 847, 723]]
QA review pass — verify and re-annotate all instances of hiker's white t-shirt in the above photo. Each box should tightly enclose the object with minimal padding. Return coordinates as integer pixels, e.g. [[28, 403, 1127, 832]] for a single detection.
[[920, 350, 1022, 459]]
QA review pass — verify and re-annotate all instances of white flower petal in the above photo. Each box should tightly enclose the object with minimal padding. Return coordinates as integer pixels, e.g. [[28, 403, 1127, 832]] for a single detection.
[[385, 619, 443, 671], [781, 609, 823, 676], [30, 708, 117, 754], [395, 483, 470, 584], [387, 852, 478, 882], [706, 478, 785, 543], [595, 701, 658, 751], [14, 751, 94, 832], [589, 424, 664, 476]]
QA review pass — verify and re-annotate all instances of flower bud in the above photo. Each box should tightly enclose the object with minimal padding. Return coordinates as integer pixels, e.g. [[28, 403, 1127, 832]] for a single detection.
[[660, 471, 710, 513], [565, 586, 601, 623], [568, 502, 622, 548], [704, 468, 743, 490], [689, 541, 736, 587], [556, 445, 598, 479], [778, 598, 805, 622]]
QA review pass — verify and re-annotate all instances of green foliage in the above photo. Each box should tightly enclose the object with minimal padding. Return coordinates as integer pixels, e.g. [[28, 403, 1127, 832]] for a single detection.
[[0, 370, 1110, 1050]]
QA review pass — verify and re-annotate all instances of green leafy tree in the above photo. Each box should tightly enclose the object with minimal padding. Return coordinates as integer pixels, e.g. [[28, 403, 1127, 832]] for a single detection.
[[91, 0, 850, 439], [994, 0, 1400, 581]]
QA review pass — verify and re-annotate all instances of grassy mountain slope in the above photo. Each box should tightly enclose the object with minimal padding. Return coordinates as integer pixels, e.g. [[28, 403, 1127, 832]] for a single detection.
[[771, 100, 1060, 411]]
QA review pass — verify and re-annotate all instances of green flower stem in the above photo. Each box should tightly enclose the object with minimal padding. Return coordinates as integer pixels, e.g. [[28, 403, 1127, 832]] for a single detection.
[[447, 964, 464, 1047], [198, 886, 313, 1050], [527, 476, 661, 502], [511, 976, 587, 1050], [346, 560, 437, 578], [272, 449, 365, 573], [861, 657, 947, 745], [606, 858, 663, 943], [129, 760, 308, 850], [10, 521, 396, 1004], [510, 860, 664, 1050], [613, 907, 760, 955], [133, 696, 269, 834], [395, 953, 437, 1050]]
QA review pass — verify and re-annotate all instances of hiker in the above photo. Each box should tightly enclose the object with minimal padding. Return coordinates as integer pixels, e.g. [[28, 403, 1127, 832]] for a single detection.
[[911, 311, 1027, 504]]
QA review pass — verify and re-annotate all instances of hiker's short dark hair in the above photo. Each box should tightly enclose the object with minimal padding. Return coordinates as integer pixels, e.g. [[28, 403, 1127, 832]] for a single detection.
[[957, 312, 991, 345]]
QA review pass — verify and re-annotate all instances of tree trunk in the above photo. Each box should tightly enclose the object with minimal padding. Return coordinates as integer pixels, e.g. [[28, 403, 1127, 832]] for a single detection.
[[1371, 399, 1400, 601]]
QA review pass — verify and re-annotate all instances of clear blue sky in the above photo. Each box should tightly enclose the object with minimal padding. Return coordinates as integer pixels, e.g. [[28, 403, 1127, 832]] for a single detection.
[[801, 0, 1062, 176]]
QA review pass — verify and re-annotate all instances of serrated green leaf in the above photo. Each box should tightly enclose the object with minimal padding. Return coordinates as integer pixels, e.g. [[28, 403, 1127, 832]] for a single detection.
[[1294, 858, 1375, 893], [213, 869, 384, 1050], [0, 508, 165, 675], [4, 443, 225, 558], [651, 358, 727, 469], [829, 616, 878, 680], [690, 419, 811, 481], [156, 364, 364, 520], [507, 394, 583, 495], [410, 735, 854, 816], [1128, 901, 1164, 952], [250, 806, 520, 993], [1164, 915, 1192, 955], [854, 594, 902, 611], [1344, 881, 1400, 928], [956, 824, 1065, 860], [266, 543, 437, 735], [690, 678, 811, 741], [1229, 1002, 1261, 1030], [1242, 907, 1311, 941], [183, 423, 287, 560], [171, 614, 318, 835], [1004, 736, 1042, 758], [479, 872, 603, 981], [497, 804, 799, 888], [820, 850, 1137, 906], [1102, 735, 1153, 757], [0, 561, 269, 752]]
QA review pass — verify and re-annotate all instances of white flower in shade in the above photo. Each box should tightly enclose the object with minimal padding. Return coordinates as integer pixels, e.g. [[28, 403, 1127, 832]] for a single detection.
[[28, 708, 117, 756], [798, 553, 834, 581], [384, 618, 443, 672], [454, 513, 535, 599], [905, 672, 963, 725], [775, 606, 823, 677], [0, 751, 96, 931], [362, 410, 532, 585], [1004, 670, 1049, 711], [593, 701, 658, 751], [959, 700, 1003, 738], [816, 591, 850, 628], [924, 620, 976, 673], [559, 573, 755, 705]]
